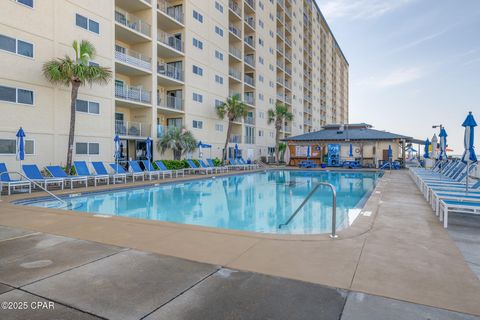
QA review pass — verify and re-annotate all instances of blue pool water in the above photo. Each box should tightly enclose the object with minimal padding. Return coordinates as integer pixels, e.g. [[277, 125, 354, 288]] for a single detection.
[[19, 170, 381, 235]]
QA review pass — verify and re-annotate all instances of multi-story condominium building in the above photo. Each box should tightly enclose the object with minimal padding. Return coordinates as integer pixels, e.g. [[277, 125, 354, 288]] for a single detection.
[[0, 0, 348, 169]]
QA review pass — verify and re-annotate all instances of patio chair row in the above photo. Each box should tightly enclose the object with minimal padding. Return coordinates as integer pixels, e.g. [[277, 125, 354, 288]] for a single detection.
[[409, 159, 480, 228]]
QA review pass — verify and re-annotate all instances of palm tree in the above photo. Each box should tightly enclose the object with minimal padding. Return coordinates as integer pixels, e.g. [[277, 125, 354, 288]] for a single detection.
[[278, 142, 287, 163], [43, 40, 111, 173], [157, 127, 197, 160], [268, 103, 293, 165], [216, 95, 248, 161]]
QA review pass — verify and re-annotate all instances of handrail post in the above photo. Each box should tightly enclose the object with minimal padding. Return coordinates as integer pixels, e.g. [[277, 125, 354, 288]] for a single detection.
[[329, 186, 338, 238]]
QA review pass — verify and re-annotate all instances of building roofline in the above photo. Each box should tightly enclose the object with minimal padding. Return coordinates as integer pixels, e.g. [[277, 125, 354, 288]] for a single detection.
[[311, 0, 349, 66]]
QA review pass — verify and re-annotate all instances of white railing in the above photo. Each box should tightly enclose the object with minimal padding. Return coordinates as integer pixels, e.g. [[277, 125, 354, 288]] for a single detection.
[[229, 0, 241, 16], [229, 46, 242, 59], [244, 135, 255, 144], [115, 47, 151, 70], [229, 25, 242, 38], [157, 62, 184, 81], [245, 16, 255, 29], [115, 84, 151, 104], [157, 0, 184, 23], [157, 95, 183, 110], [115, 120, 150, 137], [229, 68, 241, 80], [244, 93, 255, 105], [244, 55, 255, 66], [245, 0, 255, 9], [244, 74, 255, 86], [229, 135, 241, 143], [157, 30, 183, 52], [244, 36, 255, 47], [115, 9, 151, 37], [245, 117, 255, 125]]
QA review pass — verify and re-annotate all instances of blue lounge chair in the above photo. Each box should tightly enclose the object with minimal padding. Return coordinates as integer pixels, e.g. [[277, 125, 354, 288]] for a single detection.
[[228, 158, 246, 170], [0, 163, 31, 195], [238, 158, 256, 170], [439, 198, 480, 228], [129, 160, 159, 180], [154, 160, 183, 178], [109, 163, 143, 181], [92, 162, 126, 184], [142, 160, 168, 179], [199, 159, 221, 173], [22, 164, 64, 190], [74, 161, 109, 186], [207, 159, 228, 173], [187, 159, 212, 174], [46, 165, 88, 189]]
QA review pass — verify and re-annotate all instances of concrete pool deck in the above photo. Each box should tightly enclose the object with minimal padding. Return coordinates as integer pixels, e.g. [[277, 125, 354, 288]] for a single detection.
[[0, 170, 479, 317]]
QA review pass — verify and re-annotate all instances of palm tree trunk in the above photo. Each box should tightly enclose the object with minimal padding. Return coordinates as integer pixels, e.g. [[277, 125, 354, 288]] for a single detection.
[[223, 121, 232, 162], [275, 120, 281, 165], [66, 81, 81, 174], [173, 149, 181, 160]]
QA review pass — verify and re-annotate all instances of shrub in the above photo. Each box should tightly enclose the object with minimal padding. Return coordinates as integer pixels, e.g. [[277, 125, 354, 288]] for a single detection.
[[157, 160, 189, 170]]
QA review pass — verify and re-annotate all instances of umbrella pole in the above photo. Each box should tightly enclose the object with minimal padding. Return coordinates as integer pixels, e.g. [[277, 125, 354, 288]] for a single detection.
[[466, 162, 469, 193]]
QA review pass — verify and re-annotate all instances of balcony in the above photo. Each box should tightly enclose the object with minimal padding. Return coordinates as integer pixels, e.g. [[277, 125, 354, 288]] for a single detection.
[[157, 62, 184, 85], [229, 135, 242, 143], [245, 0, 255, 11], [229, 68, 242, 81], [229, 25, 242, 39], [276, 11, 284, 24], [115, 47, 151, 74], [283, 125, 291, 133], [244, 93, 255, 106], [157, 30, 184, 58], [277, 29, 284, 39], [244, 135, 255, 144], [244, 74, 255, 87], [245, 117, 255, 125], [115, 9, 151, 43], [285, 66, 292, 75], [115, 85, 151, 106], [244, 54, 255, 67], [229, 45, 242, 60], [157, 0, 184, 29], [277, 60, 284, 70], [304, 119, 312, 126], [157, 95, 183, 112], [245, 16, 255, 30], [244, 36, 255, 48], [229, 0, 241, 17], [115, 120, 150, 137]]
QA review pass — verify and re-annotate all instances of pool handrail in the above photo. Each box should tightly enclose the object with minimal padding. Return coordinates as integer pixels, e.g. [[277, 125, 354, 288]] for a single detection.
[[278, 182, 338, 238]]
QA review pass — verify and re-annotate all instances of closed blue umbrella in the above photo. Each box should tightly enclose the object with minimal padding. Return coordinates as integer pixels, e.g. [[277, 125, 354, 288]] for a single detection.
[[114, 135, 121, 161], [387, 145, 392, 159], [349, 144, 353, 157], [145, 137, 152, 161], [461, 112, 477, 192], [234, 144, 239, 159], [306, 145, 311, 158], [439, 127, 448, 160], [424, 138, 430, 159], [16, 128, 25, 168]]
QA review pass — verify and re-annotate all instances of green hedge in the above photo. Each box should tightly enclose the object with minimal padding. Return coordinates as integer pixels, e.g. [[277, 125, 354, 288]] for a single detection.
[[154, 158, 223, 170]]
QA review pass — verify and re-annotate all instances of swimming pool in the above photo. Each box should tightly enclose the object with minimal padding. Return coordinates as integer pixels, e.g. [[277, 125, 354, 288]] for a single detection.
[[17, 170, 381, 235]]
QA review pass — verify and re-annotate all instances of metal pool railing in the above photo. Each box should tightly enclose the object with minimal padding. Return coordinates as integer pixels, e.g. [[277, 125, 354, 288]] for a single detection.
[[278, 182, 338, 238]]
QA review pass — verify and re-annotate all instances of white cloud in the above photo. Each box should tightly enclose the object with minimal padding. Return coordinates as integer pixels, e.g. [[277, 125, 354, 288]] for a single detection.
[[357, 67, 424, 87], [318, 0, 414, 21]]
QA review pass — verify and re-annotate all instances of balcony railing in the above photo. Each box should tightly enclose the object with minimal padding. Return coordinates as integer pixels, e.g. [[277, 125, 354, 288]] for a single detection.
[[115, 84, 151, 104], [229, 67, 241, 80], [285, 66, 292, 75], [245, 16, 255, 29], [285, 37, 292, 47], [277, 60, 284, 69], [229, 135, 242, 143], [276, 77, 284, 85], [277, 29, 284, 39], [245, 117, 255, 125], [229, 25, 242, 38], [157, 62, 184, 81], [115, 120, 150, 137], [157, 1, 184, 24], [157, 30, 183, 52], [157, 95, 183, 111], [276, 11, 284, 23], [244, 94, 255, 105], [276, 93, 285, 101], [115, 9, 151, 37], [244, 135, 255, 144], [304, 119, 312, 125], [244, 74, 255, 87], [229, 45, 242, 59], [114, 47, 151, 70], [244, 36, 255, 48], [244, 55, 255, 66], [285, 80, 292, 89], [229, 0, 241, 16], [245, 0, 255, 9]]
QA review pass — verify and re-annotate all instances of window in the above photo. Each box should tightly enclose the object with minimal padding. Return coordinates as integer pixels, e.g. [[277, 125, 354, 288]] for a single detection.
[[192, 38, 203, 49], [89, 61, 99, 67], [0, 35, 34, 58], [258, 75, 264, 82], [192, 92, 203, 102], [0, 85, 34, 105], [193, 10, 203, 22], [192, 120, 203, 129], [214, 50, 223, 61], [76, 99, 100, 114], [215, 75, 224, 84], [258, 57, 264, 64], [215, 99, 223, 107], [215, 26, 224, 37], [258, 20, 264, 28], [215, 124, 224, 132], [0, 139, 34, 155], [192, 65, 203, 76], [16, 0, 34, 8], [259, 130, 264, 137], [76, 14, 100, 34], [75, 142, 99, 155], [258, 38, 264, 46], [215, 1, 223, 13]]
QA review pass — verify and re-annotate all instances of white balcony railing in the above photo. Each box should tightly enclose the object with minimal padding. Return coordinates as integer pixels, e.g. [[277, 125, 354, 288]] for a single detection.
[[229, 46, 242, 59], [115, 84, 151, 104], [157, 62, 184, 81], [229, 68, 241, 80], [244, 135, 255, 144], [244, 75, 255, 87], [229, 0, 241, 16], [115, 120, 150, 137], [229, 135, 242, 143], [157, 1, 184, 24], [157, 95, 183, 111], [114, 47, 151, 70], [229, 25, 242, 38], [244, 55, 255, 67], [157, 30, 183, 52], [115, 9, 151, 37], [244, 93, 255, 105]]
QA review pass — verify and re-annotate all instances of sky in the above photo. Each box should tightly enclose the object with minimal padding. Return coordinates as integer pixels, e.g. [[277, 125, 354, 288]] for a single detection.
[[315, 0, 480, 154]]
